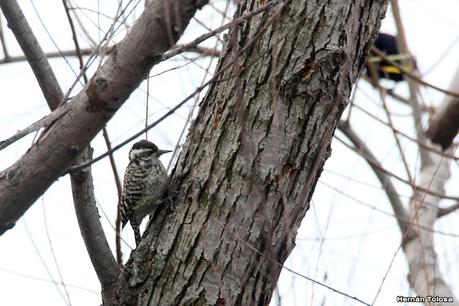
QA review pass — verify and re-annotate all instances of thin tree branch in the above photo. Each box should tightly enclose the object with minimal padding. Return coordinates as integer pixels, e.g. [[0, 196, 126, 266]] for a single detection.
[[0, 0, 63, 108], [352, 103, 459, 161], [161, 0, 282, 62], [333, 134, 459, 201], [0, 14, 10, 59], [372, 47, 459, 100], [0, 107, 69, 151], [338, 121, 410, 235], [62, 0, 122, 291], [367, 61, 414, 184], [0, 48, 97, 64], [101, 129, 123, 264]]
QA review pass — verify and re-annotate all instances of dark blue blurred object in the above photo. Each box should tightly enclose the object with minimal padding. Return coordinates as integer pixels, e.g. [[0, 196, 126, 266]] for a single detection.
[[367, 33, 405, 82]]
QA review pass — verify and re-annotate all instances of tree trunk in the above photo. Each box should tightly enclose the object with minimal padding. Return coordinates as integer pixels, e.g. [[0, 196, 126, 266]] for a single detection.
[[115, 0, 388, 305]]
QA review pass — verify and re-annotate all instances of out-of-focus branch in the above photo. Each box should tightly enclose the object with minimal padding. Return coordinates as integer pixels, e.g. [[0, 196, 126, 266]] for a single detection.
[[0, 48, 96, 64], [0, 0, 63, 109], [404, 141, 458, 305], [70, 148, 121, 289], [0, 107, 69, 151], [352, 103, 459, 161], [367, 62, 414, 183], [391, 1, 458, 304], [338, 121, 410, 235], [334, 134, 459, 201]]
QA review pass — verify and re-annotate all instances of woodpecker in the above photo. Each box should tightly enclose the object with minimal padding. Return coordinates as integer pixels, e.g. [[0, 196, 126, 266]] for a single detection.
[[120, 140, 171, 246]]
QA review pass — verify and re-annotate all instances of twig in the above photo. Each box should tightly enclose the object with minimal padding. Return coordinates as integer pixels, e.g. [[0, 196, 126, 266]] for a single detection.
[[62, 0, 122, 287], [338, 121, 409, 234], [161, 0, 283, 62], [367, 61, 414, 184], [0, 48, 98, 64], [0, 0, 63, 109], [334, 134, 459, 201], [0, 107, 69, 151], [319, 181, 459, 237], [102, 129, 124, 264], [372, 48, 459, 99], [352, 103, 459, 161], [42, 200, 73, 306], [437, 202, 459, 218], [22, 219, 68, 302]]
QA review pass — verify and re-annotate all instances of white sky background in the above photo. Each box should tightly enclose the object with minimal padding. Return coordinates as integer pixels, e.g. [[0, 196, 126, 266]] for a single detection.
[[0, 0, 459, 305]]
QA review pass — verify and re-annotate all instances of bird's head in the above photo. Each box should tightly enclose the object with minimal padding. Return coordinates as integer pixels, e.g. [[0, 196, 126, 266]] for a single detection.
[[129, 140, 171, 162]]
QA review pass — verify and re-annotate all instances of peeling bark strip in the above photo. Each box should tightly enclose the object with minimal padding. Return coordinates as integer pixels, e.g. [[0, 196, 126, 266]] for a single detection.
[[0, 0, 208, 233], [119, 1, 388, 305]]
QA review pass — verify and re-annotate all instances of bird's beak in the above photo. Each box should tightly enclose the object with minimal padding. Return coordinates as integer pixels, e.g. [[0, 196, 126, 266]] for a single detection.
[[158, 149, 172, 156]]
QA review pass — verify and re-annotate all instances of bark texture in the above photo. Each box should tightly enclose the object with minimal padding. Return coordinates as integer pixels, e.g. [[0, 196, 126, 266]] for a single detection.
[[117, 1, 388, 305]]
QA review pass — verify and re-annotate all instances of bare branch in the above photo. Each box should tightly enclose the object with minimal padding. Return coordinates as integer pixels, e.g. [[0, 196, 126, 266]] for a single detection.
[[367, 61, 414, 183], [101, 129, 123, 264], [0, 0, 63, 108], [338, 121, 410, 235], [352, 103, 459, 161], [70, 148, 121, 290], [334, 134, 459, 201], [0, 107, 69, 150], [0, 48, 97, 64], [162, 0, 282, 62]]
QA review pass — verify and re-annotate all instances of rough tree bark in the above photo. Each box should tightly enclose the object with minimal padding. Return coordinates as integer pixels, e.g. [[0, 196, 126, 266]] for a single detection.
[[115, 1, 388, 305]]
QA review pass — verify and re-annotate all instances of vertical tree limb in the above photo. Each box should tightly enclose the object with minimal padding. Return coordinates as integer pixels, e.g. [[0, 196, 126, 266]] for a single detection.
[[338, 121, 410, 235]]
